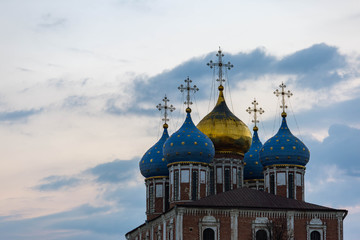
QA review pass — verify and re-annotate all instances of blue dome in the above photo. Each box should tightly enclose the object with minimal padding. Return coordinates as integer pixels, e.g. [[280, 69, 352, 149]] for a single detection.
[[139, 127, 169, 178], [244, 129, 264, 180], [260, 116, 310, 167], [164, 112, 215, 164]]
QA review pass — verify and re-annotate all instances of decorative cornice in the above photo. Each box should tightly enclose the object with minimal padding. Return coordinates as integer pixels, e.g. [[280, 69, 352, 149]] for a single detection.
[[167, 161, 210, 167], [145, 176, 169, 181], [244, 179, 264, 183], [263, 164, 306, 170]]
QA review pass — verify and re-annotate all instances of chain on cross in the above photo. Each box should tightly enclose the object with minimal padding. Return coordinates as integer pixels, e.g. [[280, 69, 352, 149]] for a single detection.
[[274, 82, 293, 115], [156, 95, 175, 126], [207, 47, 234, 87], [246, 98, 264, 128], [178, 77, 199, 111]]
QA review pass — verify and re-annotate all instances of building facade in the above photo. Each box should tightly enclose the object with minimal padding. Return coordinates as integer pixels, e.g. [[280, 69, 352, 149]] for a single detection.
[[129, 49, 347, 240]]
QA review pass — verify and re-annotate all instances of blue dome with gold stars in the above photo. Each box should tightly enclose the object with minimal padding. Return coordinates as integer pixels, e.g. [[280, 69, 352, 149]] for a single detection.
[[259, 116, 310, 167], [139, 126, 169, 179], [164, 111, 215, 165], [244, 128, 263, 180]]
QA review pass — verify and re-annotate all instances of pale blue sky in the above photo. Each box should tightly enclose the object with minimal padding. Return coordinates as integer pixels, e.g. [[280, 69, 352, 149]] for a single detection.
[[0, 0, 360, 239]]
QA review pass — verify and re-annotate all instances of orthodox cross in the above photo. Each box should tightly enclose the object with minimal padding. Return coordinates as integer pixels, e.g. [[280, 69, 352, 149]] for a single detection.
[[246, 99, 264, 128], [178, 77, 199, 111], [156, 95, 175, 126], [207, 47, 234, 87], [274, 82, 293, 115]]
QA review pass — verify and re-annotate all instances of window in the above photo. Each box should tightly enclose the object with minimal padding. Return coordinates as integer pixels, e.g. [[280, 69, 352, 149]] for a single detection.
[[310, 231, 321, 240], [200, 216, 219, 240], [209, 168, 215, 195], [174, 171, 179, 201], [256, 229, 267, 240], [288, 173, 294, 199], [233, 168, 237, 185], [165, 184, 169, 211], [156, 184, 163, 197], [296, 173, 302, 186], [270, 173, 275, 194], [203, 228, 215, 240], [307, 218, 325, 240], [192, 171, 198, 200], [149, 185, 154, 213], [238, 170, 242, 188], [181, 170, 189, 183], [216, 168, 222, 183], [224, 168, 230, 191]]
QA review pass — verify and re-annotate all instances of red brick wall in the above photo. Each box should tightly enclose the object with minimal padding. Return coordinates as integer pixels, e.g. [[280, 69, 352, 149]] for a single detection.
[[326, 219, 339, 240], [216, 183, 223, 194], [296, 186, 303, 201], [200, 183, 206, 198], [238, 216, 253, 239], [277, 185, 287, 198], [180, 183, 189, 200]]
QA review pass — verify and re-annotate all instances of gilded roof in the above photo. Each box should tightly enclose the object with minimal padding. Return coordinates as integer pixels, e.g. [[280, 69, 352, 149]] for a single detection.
[[197, 89, 252, 155]]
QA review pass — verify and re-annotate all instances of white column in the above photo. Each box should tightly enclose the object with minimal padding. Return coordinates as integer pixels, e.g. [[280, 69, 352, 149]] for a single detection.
[[175, 210, 183, 240], [230, 211, 239, 240], [287, 211, 294, 240], [163, 216, 167, 240]]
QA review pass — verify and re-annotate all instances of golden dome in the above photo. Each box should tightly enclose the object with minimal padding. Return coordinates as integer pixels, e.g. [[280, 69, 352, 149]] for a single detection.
[[197, 88, 252, 156]]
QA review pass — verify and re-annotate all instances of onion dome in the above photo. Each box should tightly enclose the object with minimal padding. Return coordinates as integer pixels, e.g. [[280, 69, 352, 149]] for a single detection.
[[244, 127, 264, 180], [164, 109, 215, 164], [259, 114, 310, 167], [197, 86, 252, 155], [139, 125, 170, 178]]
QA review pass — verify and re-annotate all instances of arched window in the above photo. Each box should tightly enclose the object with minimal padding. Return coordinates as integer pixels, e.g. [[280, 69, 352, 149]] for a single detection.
[[310, 231, 321, 240], [203, 228, 215, 240], [256, 229, 267, 240]]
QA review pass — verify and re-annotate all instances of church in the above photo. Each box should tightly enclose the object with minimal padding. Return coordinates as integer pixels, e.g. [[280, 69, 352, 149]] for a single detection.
[[125, 49, 347, 240]]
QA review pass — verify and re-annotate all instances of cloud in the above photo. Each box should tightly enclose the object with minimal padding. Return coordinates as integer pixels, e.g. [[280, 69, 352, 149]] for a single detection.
[[0, 203, 144, 240], [34, 159, 140, 192], [104, 43, 355, 117], [277, 43, 349, 88], [309, 124, 360, 177], [277, 43, 345, 74], [0, 109, 42, 122], [38, 13, 67, 28], [35, 175, 82, 191], [62, 96, 89, 109], [88, 159, 139, 184], [12, 159, 145, 240], [17, 67, 32, 72]]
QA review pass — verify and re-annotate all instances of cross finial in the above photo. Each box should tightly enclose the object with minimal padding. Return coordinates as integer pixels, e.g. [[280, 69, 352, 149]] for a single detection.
[[156, 95, 175, 128], [178, 77, 199, 113], [274, 82, 293, 117], [207, 47, 233, 90], [246, 98, 264, 130]]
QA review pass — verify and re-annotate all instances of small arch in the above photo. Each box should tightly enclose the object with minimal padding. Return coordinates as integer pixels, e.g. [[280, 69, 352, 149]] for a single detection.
[[310, 230, 321, 240], [256, 229, 268, 240], [203, 228, 215, 240], [202, 216, 216, 223]]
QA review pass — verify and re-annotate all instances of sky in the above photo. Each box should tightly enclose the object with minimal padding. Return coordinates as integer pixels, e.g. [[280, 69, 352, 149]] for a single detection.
[[1, 0, 360, 239]]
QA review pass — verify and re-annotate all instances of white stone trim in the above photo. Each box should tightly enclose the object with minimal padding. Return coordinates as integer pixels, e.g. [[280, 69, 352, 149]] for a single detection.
[[252, 217, 270, 240], [306, 218, 326, 240], [199, 215, 220, 240]]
